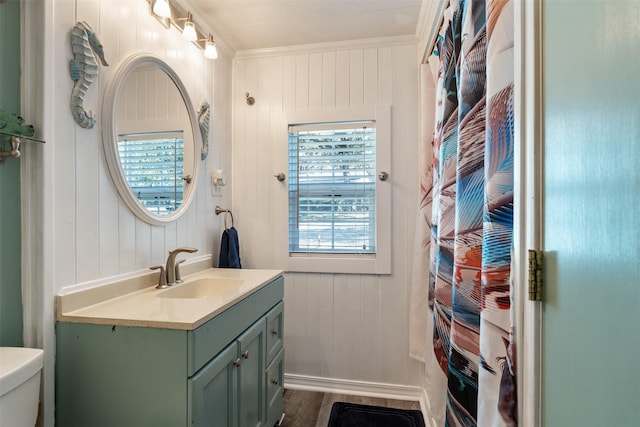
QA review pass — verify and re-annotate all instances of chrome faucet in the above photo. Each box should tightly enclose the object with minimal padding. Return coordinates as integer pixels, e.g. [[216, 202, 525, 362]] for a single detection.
[[165, 247, 198, 286]]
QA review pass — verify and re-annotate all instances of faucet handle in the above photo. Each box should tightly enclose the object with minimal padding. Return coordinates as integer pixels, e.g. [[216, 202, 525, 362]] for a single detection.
[[150, 265, 168, 289], [175, 259, 186, 284]]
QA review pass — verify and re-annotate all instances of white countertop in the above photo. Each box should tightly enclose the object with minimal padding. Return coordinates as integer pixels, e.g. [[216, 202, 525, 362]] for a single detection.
[[56, 267, 283, 330]]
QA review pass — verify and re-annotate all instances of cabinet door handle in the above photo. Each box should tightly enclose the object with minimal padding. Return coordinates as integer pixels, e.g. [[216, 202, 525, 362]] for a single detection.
[[233, 358, 241, 367], [271, 330, 278, 336], [271, 379, 279, 386], [242, 350, 250, 359]]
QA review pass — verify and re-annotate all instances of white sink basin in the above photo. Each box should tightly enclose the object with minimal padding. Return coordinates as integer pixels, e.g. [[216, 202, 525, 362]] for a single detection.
[[157, 278, 244, 299]]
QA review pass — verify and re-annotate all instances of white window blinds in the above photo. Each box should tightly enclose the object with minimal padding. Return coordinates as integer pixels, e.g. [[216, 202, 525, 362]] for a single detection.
[[117, 130, 184, 215], [288, 121, 376, 254]]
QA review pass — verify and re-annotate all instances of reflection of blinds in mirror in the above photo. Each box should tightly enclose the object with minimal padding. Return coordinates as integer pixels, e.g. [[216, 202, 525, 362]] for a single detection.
[[288, 121, 376, 254], [117, 130, 184, 215]]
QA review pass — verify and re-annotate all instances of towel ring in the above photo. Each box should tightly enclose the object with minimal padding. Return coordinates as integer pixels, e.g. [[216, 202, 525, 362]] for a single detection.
[[224, 211, 234, 229], [215, 206, 234, 229]]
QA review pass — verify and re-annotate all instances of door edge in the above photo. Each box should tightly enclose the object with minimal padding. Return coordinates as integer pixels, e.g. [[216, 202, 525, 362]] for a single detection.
[[514, 0, 543, 426]]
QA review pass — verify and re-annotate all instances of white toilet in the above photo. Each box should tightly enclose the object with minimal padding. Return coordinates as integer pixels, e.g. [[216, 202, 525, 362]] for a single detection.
[[0, 347, 43, 427]]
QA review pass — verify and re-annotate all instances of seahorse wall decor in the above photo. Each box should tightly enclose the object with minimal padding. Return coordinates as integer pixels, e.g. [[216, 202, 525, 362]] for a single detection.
[[197, 101, 210, 160], [69, 21, 108, 129]]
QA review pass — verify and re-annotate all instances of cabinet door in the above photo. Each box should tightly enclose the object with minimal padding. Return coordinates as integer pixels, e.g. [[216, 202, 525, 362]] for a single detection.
[[265, 302, 284, 364], [265, 348, 284, 427], [237, 318, 266, 427], [189, 342, 239, 427]]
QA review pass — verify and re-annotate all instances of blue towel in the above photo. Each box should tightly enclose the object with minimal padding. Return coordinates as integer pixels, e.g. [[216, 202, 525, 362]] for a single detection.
[[218, 227, 241, 268]]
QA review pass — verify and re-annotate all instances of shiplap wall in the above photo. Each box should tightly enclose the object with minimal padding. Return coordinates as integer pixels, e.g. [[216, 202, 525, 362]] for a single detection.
[[50, 0, 228, 291], [30, 1, 232, 424], [117, 66, 196, 188], [232, 38, 423, 388], [117, 67, 191, 127]]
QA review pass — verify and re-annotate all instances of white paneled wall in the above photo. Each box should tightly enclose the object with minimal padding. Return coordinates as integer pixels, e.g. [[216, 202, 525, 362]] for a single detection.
[[29, 1, 232, 424], [232, 38, 423, 388], [47, 0, 230, 290]]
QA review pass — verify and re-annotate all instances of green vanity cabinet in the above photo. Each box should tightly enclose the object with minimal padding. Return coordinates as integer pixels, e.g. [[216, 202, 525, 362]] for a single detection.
[[190, 313, 267, 427], [56, 276, 284, 427], [190, 341, 238, 426], [237, 317, 267, 427]]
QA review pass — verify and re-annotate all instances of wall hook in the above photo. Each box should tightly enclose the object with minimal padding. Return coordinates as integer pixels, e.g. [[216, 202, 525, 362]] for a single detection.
[[0, 110, 44, 164], [0, 136, 22, 162], [245, 93, 255, 106]]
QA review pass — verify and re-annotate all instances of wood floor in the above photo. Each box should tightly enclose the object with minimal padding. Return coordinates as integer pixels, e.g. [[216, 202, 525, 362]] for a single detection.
[[279, 388, 422, 427]]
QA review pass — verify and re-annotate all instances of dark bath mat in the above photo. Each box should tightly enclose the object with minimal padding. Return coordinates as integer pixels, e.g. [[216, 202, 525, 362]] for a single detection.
[[327, 402, 425, 427]]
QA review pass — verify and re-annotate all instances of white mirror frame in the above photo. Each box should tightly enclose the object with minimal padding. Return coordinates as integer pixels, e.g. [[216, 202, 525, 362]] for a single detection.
[[102, 53, 201, 225]]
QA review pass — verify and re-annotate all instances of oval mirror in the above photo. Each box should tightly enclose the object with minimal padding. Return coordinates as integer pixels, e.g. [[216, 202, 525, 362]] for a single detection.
[[102, 53, 201, 225]]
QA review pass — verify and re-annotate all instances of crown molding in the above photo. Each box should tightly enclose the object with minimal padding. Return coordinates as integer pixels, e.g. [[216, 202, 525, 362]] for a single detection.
[[233, 34, 418, 59]]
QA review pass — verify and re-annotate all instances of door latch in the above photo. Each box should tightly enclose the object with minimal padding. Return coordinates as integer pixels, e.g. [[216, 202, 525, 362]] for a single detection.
[[528, 250, 544, 301]]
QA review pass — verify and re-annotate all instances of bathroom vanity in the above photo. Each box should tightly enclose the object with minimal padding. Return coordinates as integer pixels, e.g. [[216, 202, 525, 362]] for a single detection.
[[55, 267, 284, 427]]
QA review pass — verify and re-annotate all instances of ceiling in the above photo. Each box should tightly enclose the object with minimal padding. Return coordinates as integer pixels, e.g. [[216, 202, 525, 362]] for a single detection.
[[184, 0, 426, 52]]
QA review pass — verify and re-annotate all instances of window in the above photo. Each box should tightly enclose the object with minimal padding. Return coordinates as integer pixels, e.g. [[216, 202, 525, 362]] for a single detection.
[[285, 106, 391, 274], [288, 122, 376, 254], [117, 130, 184, 215]]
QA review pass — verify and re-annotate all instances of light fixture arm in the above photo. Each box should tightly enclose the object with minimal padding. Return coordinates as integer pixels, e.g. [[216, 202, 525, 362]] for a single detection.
[[174, 11, 191, 22]]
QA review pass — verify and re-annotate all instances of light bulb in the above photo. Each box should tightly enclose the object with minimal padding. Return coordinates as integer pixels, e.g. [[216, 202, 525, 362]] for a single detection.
[[182, 21, 197, 42], [204, 39, 218, 59], [153, 0, 171, 19]]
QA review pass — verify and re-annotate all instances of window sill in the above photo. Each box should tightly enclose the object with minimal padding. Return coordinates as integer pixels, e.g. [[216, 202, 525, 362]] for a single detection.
[[287, 253, 390, 275]]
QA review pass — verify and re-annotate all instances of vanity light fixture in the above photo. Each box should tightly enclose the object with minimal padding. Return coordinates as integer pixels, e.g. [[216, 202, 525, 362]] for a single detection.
[[152, 0, 171, 19], [204, 35, 218, 60], [182, 12, 197, 42], [147, 0, 218, 60]]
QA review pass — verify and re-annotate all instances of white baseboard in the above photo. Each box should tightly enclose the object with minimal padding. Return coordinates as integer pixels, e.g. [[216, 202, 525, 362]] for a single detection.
[[284, 373, 431, 425], [418, 387, 438, 427]]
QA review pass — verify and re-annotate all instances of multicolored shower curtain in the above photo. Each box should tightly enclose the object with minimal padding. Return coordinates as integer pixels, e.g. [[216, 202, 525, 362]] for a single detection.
[[418, 0, 516, 425]]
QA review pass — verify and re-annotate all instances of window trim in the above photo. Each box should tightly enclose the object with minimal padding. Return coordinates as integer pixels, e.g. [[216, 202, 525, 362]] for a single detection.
[[284, 105, 391, 275]]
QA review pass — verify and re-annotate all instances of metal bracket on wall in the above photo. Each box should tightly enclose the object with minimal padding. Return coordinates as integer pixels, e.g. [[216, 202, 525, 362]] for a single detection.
[[0, 132, 46, 163], [0, 110, 44, 163], [528, 250, 544, 301]]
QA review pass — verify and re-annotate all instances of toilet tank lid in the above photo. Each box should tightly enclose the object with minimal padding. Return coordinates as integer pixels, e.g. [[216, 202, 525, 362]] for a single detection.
[[0, 347, 44, 397]]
